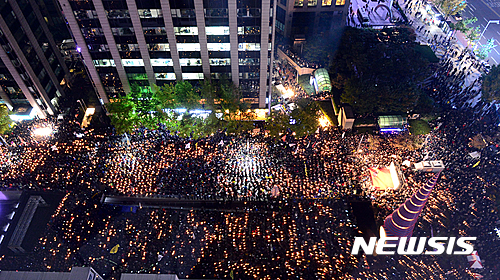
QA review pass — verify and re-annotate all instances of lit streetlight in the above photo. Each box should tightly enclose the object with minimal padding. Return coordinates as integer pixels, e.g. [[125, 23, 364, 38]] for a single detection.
[[474, 20, 500, 50]]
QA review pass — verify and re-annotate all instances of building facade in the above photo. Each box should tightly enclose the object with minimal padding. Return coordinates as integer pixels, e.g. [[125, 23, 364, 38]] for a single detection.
[[58, 0, 276, 108], [0, 0, 72, 119], [275, 0, 348, 40]]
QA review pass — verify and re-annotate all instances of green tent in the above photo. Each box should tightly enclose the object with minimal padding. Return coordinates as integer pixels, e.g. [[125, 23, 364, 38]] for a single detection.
[[378, 115, 406, 131], [314, 68, 331, 93]]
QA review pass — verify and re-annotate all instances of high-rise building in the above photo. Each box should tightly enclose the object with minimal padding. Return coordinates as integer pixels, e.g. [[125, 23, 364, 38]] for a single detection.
[[57, 0, 276, 108], [383, 172, 441, 238], [0, 0, 72, 119], [275, 0, 348, 40]]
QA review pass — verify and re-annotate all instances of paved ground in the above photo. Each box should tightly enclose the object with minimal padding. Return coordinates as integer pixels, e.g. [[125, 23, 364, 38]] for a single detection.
[[462, 0, 500, 64]]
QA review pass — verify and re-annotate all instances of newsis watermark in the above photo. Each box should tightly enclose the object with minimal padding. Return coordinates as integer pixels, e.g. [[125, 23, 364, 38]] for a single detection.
[[351, 237, 477, 255]]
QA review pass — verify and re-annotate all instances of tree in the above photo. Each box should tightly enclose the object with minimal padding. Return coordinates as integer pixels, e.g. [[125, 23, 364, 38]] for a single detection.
[[265, 99, 319, 138], [128, 83, 161, 130], [449, 17, 477, 35], [434, 0, 467, 19], [330, 27, 431, 114], [481, 64, 500, 102], [0, 105, 11, 134], [174, 81, 201, 110], [466, 26, 481, 44], [106, 95, 137, 135], [475, 38, 496, 60]]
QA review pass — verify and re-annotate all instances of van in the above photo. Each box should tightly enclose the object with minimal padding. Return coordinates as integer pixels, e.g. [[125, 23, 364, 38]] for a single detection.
[[357, 9, 369, 25]]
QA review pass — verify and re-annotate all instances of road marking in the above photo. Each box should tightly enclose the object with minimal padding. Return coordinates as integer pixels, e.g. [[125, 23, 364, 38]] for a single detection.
[[470, 3, 476, 10], [492, 57, 498, 64], [497, 31, 500, 36], [495, 48, 500, 55], [479, 0, 500, 19], [484, 17, 489, 22]]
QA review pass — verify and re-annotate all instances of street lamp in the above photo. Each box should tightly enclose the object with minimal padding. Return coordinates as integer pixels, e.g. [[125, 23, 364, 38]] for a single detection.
[[474, 20, 500, 50]]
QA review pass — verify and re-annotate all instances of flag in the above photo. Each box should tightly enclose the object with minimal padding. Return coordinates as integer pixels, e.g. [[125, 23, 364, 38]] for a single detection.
[[219, 140, 224, 146], [281, 135, 286, 142], [158, 254, 164, 262], [342, 132, 345, 138], [230, 270, 234, 280], [185, 142, 191, 149], [472, 161, 480, 168]]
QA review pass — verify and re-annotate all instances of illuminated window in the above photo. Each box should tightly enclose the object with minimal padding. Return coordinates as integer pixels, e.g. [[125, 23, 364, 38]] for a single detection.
[[182, 73, 204, 80], [180, 58, 202, 66], [106, 10, 130, 18], [335, 0, 345, 5], [155, 73, 176, 80], [177, 43, 201, 51], [81, 28, 103, 37], [74, 10, 97, 19], [237, 26, 260, 35], [138, 9, 163, 18], [147, 44, 170, 51], [294, 0, 304, 6], [122, 59, 144, 66], [239, 58, 259, 65], [93, 59, 115, 67], [117, 44, 139, 51], [211, 73, 232, 79], [143, 27, 166, 35], [308, 0, 317, 6], [207, 43, 231, 51], [88, 44, 109, 52], [205, 26, 230, 35], [238, 43, 260, 51], [171, 9, 196, 18], [322, 0, 332, 6], [151, 59, 173, 66], [237, 8, 261, 17], [111, 27, 134, 36], [174, 27, 198, 35], [209, 58, 230, 66]]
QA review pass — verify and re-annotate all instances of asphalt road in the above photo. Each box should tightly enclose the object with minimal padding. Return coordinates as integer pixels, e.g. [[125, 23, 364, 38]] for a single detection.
[[462, 0, 500, 64]]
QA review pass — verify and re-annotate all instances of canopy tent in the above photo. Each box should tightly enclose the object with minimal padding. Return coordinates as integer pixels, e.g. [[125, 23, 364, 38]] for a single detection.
[[468, 251, 484, 269], [298, 74, 315, 96], [368, 162, 400, 190], [313, 68, 332, 93], [378, 115, 406, 132]]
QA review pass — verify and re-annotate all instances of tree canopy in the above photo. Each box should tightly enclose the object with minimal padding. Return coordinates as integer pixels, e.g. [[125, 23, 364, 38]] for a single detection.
[[475, 38, 496, 60], [482, 64, 500, 102], [0, 105, 11, 135], [330, 27, 431, 114], [434, 0, 467, 18], [266, 99, 320, 138], [106, 80, 255, 137]]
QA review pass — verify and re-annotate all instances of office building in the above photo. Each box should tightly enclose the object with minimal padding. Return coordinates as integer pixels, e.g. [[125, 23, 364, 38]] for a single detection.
[[57, 0, 276, 108], [0, 0, 72, 119], [275, 0, 348, 40]]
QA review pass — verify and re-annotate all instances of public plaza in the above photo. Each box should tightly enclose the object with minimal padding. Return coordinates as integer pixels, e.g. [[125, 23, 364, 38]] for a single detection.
[[0, 0, 500, 278]]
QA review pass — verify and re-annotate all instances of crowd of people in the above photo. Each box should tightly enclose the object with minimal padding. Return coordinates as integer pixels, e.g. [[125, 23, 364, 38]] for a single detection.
[[0, 93, 498, 279]]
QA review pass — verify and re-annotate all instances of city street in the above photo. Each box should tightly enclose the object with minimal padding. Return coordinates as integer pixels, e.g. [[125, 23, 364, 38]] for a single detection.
[[462, 0, 500, 63]]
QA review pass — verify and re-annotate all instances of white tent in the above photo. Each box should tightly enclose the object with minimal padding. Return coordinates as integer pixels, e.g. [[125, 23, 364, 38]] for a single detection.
[[467, 251, 483, 269]]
